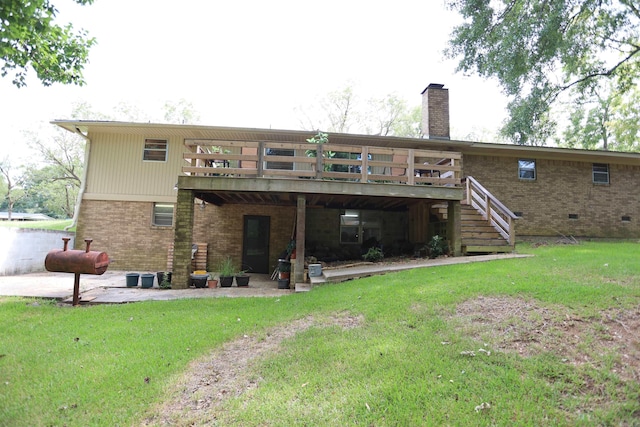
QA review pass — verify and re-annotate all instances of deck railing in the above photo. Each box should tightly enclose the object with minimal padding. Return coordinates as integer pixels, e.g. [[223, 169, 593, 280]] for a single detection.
[[182, 139, 463, 187], [465, 176, 518, 246]]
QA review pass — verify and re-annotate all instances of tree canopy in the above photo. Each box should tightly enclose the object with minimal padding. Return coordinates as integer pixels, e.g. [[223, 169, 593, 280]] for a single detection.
[[0, 0, 96, 87], [447, 0, 640, 147], [297, 84, 422, 138]]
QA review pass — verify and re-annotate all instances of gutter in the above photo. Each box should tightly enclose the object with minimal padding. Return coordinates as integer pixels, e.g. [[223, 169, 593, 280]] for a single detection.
[[64, 127, 91, 232]]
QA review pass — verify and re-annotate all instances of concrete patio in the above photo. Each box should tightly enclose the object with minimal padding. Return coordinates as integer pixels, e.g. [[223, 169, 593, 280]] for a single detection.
[[0, 253, 531, 304]]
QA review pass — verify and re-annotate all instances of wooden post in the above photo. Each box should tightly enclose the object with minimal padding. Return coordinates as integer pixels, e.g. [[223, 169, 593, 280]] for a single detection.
[[257, 141, 264, 178], [407, 149, 415, 185], [447, 200, 462, 257], [361, 146, 369, 183], [315, 144, 323, 179], [172, 188, 195, 289], [486, 197, 492, 225], [508, 218, 515, 246], [294, 195, 306, 285]]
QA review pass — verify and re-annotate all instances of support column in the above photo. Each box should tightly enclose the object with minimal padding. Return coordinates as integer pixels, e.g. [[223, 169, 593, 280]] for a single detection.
[[294, 195, 306, 284], [447, 200, 462, 257], [172, 189, 195, 289]]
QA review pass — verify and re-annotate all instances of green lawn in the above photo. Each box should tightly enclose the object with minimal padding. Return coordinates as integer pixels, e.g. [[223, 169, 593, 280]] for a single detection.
[[0, 219, 74, 231], [1, 242, 639, 426]]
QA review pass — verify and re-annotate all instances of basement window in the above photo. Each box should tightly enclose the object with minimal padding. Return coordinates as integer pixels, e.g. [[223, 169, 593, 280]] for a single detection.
[[568, 213, 579, 220], [143, 139, 168, 161], [592, 163, 609, 184], [518, 159, 536, 180], [622, 216, 631, 222], [153, 203, 174, 227]]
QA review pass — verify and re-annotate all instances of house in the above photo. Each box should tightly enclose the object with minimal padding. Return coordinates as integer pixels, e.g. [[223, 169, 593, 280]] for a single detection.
[[53, 84, 640, 288]]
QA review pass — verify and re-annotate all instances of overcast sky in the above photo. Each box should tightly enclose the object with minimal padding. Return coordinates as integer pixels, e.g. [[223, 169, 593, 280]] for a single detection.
[[0, 0, 508, 162]]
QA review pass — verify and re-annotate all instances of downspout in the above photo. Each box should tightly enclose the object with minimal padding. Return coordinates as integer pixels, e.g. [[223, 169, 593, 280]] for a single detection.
[[64, 126, 91, 232]]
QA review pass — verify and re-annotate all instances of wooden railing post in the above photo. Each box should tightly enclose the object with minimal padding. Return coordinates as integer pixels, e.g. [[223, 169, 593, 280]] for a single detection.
[[315, 144, 324, 179], [361, 146, 369, 183], [508, 218, 515, 246], [407, 149, 415, 185], [486, 197, 492, 224], [257, 141, 264, 178]]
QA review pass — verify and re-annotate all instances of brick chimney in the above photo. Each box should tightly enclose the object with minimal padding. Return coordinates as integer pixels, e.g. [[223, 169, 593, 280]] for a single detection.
[[421, 83, 450, 140]]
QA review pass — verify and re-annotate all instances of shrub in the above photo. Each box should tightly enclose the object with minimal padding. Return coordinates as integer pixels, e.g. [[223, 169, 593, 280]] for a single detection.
[[427, 235, 448, 258], [363, 247, 384, 263]]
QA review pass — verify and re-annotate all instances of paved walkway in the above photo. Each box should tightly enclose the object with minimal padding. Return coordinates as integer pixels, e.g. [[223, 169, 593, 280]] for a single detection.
[[0, 253, 531, 304]]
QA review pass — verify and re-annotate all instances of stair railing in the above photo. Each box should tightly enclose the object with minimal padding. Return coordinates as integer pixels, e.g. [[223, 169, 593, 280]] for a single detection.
[[464, 176, 518, 246]]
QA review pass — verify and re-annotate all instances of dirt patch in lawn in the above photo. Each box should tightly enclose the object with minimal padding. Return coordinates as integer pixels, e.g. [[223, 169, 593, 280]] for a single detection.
[[452, 295, 640, 383], [142, 312, 363, 426]]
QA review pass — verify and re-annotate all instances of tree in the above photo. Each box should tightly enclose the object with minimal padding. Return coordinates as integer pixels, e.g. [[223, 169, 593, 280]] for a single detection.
[[447, 0, 640, 146], [0, 159, 25, 220], [163, 99, 201, 124], [362, 94, 421, 138], [559, 84, 640, 151], [0, 0, 97, 87], [297, 85, 421, 138], [21, 103, 87, 218]]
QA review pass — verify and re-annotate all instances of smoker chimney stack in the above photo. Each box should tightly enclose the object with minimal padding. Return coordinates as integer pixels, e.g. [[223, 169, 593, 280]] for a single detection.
[[421, 84, 450, 140]]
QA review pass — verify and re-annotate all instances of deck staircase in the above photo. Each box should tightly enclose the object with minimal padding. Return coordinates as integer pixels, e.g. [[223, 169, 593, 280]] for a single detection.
[[433, 176, 517, 254], [460, 203, 513, 253]]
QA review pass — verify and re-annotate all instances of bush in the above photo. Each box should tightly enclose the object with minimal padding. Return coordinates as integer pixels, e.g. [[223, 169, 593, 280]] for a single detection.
[[363, 247, 384, 263], [427, 235, 448, 258]]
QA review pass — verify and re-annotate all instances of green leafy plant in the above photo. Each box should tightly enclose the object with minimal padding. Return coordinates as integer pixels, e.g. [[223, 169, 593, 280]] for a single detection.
[[305, 131, 335, 171], [426, 234, 448, 258], [217, 257, 237, 277], [362, 247, 384, 263], [159, 272, 171, 289]]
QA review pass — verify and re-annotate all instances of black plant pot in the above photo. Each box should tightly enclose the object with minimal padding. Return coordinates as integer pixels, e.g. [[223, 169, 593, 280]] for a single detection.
[[157, 272, 172, 284], [190, 274, 208, 288], [235, 275, 250, 287], [278, 278, 290, 289], [219, 276, 234, 287]]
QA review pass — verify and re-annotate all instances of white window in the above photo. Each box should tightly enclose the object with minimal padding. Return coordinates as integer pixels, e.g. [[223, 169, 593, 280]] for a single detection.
[[143, 139, 168, 161], [518, 159, 536, 180], [153, 203, 174, 227], [592, 163, 609, 184]]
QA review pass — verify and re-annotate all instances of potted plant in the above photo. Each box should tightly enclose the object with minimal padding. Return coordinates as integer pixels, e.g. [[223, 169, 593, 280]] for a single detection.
[[157, 271, 172, 289], [217, 257, 236, 287], [158, 271, 172, 289], [207, 273, 218, 288], [235, 270, 250, 287]]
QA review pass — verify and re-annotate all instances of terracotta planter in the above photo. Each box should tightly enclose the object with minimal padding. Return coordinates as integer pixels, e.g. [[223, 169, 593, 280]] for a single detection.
[[207, 279, 218, 288]]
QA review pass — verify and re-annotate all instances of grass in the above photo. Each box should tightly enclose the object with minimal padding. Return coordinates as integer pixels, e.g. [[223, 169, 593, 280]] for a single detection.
[[0, 219, 74, 231], [1, 242, 639, 426]]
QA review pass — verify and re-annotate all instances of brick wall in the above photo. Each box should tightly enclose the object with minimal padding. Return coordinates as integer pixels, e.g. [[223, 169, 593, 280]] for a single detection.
[[198, 204, 296, 274], [464, 155, 640, 238], [76, 200, 174, 271], [78, 199, 297, 272]]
